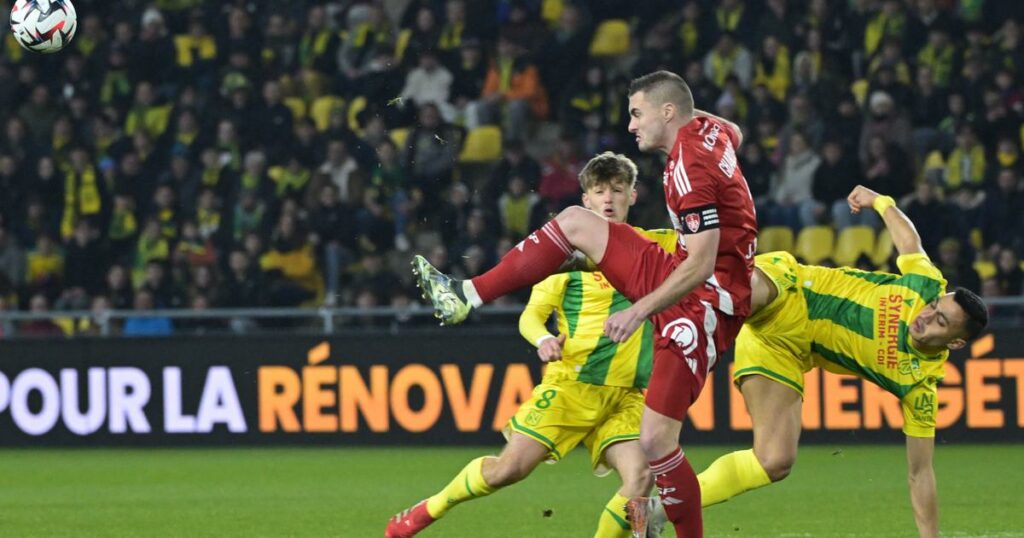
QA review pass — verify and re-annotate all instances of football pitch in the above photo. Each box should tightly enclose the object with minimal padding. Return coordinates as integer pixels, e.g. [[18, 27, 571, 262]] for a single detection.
[[1, 445, 1021, 537]]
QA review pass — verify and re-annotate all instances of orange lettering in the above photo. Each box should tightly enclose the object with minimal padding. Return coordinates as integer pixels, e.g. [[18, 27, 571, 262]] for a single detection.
[[936, 362, 963, 429], [823, 373, 860, 429], [1003, 359, 1024, 427], [340, 365, 389, 432], [441, 364, 494, 432], [966, 359, 1003, 428], [303, 366, 338, 432], [861, 381, 903, 430], [688, 372, 714, 430], [802, 369, 821, 429], [391, 364, 443, 432], [258, 366, 301, 432], [492, 364, 534, 430], [728, 365, 751, 430]]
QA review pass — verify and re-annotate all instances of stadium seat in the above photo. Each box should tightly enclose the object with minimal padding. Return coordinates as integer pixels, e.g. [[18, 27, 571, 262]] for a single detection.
[[833, 226, 876, 267], [871, 229, 894, 269], [310, 95, 344, 131], [348, 95, 368, 134], [756, 226, 794, 254], [459, 126, 502, 163], [541, 0, 563, 27], [589, 19, 630, 57], [974, 260, 997, 280], [284, 97, 307, 120], [390, 127, 410, 149], [794, 226, 835, 265]]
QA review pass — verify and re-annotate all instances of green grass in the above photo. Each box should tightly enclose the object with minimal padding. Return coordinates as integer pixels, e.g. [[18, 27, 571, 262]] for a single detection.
[[0, 445, 1021, 537]]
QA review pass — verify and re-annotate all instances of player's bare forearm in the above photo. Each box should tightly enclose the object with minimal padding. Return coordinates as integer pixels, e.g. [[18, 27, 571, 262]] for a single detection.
[[633, 229, 719, 318], [847, 185, 925, 256], [880, 206, 926, 256], [693, 109, 743, 148], [906, 436, 938, 538]]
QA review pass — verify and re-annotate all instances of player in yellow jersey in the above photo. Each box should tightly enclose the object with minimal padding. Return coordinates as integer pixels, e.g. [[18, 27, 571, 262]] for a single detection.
[[690, 186, 989, 538], [386, 152, 676, 538]]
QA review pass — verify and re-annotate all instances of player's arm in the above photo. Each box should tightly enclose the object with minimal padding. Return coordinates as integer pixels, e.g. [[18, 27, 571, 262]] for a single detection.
[[519, 280, 566, 362], [693, 109, 743, 148], [603, 229, 719, 342], [846, 185, 925, 256], [906, 435, 938, 538]]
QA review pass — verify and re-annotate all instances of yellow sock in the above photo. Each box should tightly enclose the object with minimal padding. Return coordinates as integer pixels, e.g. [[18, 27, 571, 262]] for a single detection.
[[697, 449, 772, 507], [594, 493, 631, 538], [425, 456, 498, 519]]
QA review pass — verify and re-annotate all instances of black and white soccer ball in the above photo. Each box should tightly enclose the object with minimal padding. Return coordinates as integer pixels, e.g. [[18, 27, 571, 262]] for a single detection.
[[9, 0, 77, 54]]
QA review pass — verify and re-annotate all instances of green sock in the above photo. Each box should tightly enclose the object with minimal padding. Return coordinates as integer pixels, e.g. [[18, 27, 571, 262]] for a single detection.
[[697, 449, 772, 507], [425, 456, 498, 519], [594, 493, 631, 538]]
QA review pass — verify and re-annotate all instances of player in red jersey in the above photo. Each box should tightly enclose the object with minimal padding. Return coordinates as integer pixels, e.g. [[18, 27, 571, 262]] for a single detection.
[[398, 70, 755, 538]]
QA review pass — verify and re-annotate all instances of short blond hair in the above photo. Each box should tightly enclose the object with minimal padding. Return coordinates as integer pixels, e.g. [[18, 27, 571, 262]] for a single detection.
[[578, 151, 638, 191]]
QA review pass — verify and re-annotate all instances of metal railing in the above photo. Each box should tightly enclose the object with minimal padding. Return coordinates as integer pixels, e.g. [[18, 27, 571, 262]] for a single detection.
[[2, 295, 1022, 338], [0, 305, 527, 337]]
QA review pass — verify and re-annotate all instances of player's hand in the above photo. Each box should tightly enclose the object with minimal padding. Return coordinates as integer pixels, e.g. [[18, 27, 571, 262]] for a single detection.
[[537, 333, 566, 362], [604, 306, 645, 343], [847, 185, 880, 214]]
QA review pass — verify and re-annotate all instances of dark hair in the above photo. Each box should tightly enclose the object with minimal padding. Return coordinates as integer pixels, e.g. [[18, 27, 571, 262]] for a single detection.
[[628, 70, 694, 116], [953, 287, 988, 341]]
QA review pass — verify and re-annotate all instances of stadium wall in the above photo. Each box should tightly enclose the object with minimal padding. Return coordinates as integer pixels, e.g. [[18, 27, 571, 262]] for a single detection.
[[0, 330, 1021, 446]]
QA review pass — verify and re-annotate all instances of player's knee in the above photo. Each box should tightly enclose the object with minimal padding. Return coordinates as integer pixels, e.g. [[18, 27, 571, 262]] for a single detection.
[[554, 206, 592, 241], [759, 452, 796, 482], [638, 430, 675, 462]]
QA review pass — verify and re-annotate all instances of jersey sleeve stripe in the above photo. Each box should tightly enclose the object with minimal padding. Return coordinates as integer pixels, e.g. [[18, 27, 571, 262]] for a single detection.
[[802, 288, 874, 339]]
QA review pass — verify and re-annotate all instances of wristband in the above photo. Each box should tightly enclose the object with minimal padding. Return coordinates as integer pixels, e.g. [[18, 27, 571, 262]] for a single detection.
[[872, 195, 896, 215], [536, 334, 556, 347]]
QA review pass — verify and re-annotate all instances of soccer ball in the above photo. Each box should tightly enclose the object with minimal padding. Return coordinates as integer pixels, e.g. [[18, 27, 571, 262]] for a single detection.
[[9, 0, 78, 54]]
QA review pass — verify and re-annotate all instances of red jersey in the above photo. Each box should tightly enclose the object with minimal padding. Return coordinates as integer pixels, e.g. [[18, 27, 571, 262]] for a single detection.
[[663, 116, 758, 317]]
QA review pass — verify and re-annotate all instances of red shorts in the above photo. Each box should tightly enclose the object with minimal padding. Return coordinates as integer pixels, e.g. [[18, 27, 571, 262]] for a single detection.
[[598, 222, 745, 421]]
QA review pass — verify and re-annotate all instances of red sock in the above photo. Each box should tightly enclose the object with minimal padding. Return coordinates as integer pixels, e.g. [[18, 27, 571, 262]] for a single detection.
[[471, 220, 573, 303], [650, 447, 703, 538]]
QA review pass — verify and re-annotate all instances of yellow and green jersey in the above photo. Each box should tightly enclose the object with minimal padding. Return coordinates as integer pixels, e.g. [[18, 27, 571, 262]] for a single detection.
[[799, 253, 948, 437], [521, 228, 678, 389]]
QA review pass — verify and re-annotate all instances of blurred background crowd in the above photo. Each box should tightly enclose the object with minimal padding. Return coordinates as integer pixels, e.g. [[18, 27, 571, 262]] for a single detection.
[[0, 0, 1022, 336]]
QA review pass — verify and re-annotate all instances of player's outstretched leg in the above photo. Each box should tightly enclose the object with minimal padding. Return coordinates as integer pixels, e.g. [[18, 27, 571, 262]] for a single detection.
[[599, 440, 656, 538], [385, 435, 547, 536], [413, 208, 610, 325], [697, 375, 800, 506]]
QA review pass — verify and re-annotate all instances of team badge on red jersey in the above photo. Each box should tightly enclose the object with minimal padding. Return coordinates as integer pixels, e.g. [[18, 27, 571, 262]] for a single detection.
[[685, 213, 701, 233]]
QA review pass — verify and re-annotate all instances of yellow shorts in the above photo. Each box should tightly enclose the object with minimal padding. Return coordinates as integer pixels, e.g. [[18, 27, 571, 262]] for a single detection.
[[504, 371, 644, 477], [733, 251, 815, 396]]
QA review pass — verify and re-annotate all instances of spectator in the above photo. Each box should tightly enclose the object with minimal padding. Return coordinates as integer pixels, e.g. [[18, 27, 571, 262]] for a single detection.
[[704, 32, 753, 90], [222, 250, 262, 308], [862, 135, 913, 200], [537, 5, 590, 106], [405, 103, 462, 206], [479, 35, 548, 141], [104, 264, 134, 311], [498, 176, 539, 239], [945, 124, 986, 192], [769, 131, 821, 229], [309, 184, 359, 304], [996, 248, 1024, 296], [859, 91, 912, 167], [122, 290, 173, 337], [260, 213, 323, 306], [811, 140, 867, 229], [538, 135, 584, 209], [0, 226, 26, 288], [979, 168, 1024, 252], [936, 238, 981, 294], [19, 293, 65, 338], [64, 220, 106, 295], [902, 181, 964, 256], [400, 49, 454, 116]]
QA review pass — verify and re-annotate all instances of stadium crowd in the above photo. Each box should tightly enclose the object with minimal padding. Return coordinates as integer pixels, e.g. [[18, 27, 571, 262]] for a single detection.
[[0, 0, 1022, 336]]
